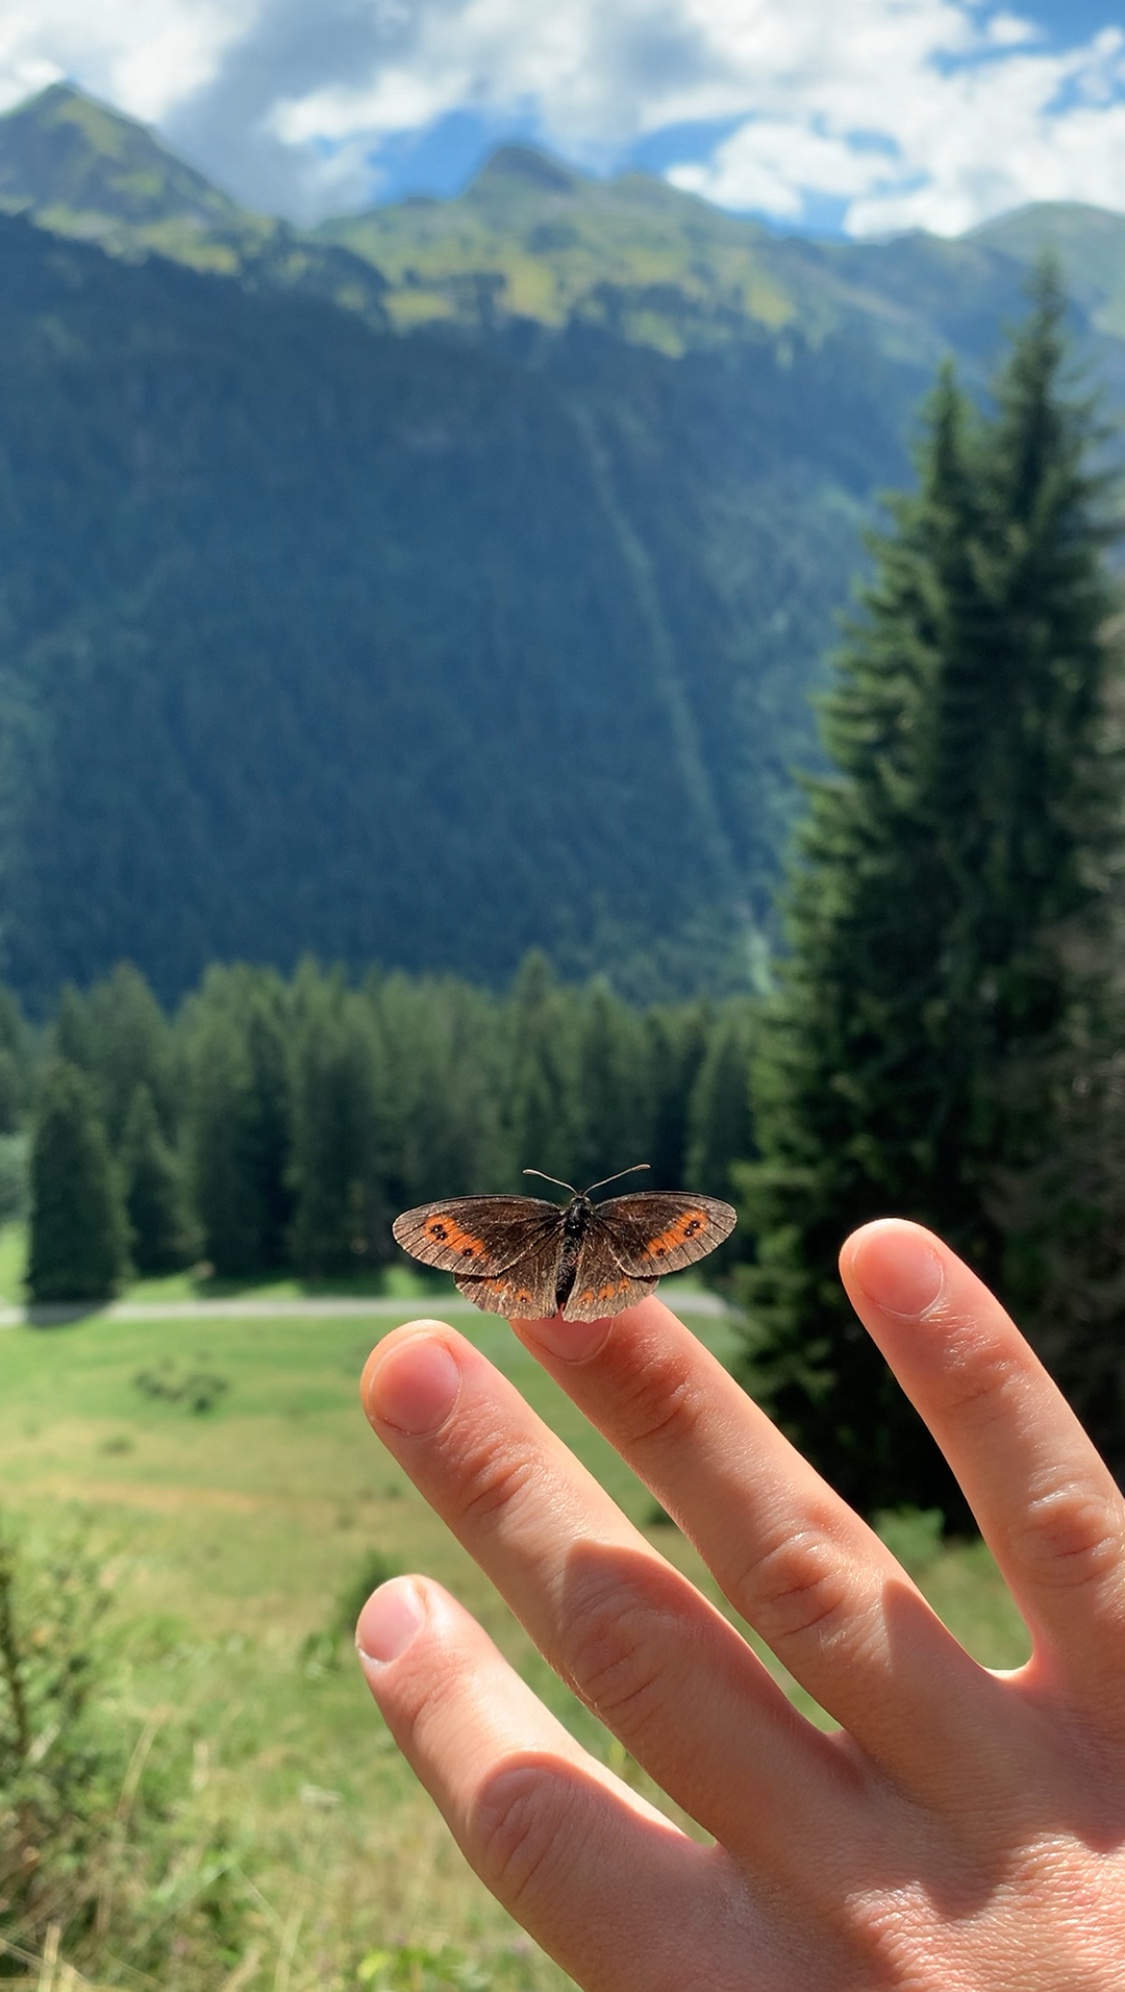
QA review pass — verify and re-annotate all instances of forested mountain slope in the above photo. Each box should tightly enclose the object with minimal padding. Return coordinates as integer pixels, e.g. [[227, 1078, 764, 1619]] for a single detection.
[[1, 86, 1123, 1009]]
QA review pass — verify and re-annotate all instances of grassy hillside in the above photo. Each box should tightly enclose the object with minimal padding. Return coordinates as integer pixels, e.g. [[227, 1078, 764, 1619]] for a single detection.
[[0, 84, 392, 324], [0, 1292, 1029, 1988], [0, 83, 1092, 368]]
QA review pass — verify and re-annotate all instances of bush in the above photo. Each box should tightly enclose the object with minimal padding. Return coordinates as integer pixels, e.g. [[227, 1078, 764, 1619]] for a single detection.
[[302, 1549, 405, 1675], [0, 1514, 249, 1984]]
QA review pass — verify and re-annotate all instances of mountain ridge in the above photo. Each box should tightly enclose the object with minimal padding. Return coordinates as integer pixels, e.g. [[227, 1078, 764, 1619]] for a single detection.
[[5, 82, 1123, 364]]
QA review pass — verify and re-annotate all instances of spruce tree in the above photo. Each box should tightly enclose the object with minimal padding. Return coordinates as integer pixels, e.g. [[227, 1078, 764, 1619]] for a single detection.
[[184, 968, 293, 1278], [288, 978, 382, 1278], [121, 1084, 194, 1276], [83, 964, 177, 1149], [686, 1002, 756, 1204], [645, 1000, 712, 1189], [574, 981, 653, 1189], [373, 971, 511, 1210], [504, 953, 584, 1186], [740, 272, 1123, 1518], [27, 1060, 128, 1303], [0, 986, 30, 1135]]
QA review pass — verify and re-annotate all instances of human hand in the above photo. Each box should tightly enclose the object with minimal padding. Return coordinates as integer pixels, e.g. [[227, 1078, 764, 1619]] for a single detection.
[[355, 1220, 1125, 1990]]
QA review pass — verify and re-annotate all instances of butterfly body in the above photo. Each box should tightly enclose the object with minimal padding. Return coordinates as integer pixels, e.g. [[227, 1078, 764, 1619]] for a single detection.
[[392, 1181, 736, 1320]]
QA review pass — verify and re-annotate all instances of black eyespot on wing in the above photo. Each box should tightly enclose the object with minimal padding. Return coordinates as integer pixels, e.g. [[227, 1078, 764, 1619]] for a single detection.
[[392, 1195, 562, 1275], [586, 1193, 736, 1275]]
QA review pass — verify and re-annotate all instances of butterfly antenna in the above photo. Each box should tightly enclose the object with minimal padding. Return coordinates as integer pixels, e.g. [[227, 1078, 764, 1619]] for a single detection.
[[523, 1168, 578, 1197], [582, 1163, 651, 1196]]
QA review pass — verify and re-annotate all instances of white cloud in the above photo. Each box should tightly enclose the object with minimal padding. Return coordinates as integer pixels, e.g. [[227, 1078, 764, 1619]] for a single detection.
[[0, 0, 256, 121], [2, 0, 1125, 233], [664, 8, 1125, 235]]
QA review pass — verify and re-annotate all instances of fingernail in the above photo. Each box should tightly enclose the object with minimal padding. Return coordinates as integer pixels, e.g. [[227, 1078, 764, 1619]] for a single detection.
[[852, 1225, 944, 1317], [518, 1313, 612, 1361], [367, 1334, 461, 1434], [356, 1579, 425, 1665]]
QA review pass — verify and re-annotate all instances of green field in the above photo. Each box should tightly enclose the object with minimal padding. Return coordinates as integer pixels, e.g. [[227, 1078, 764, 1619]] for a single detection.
[[0, 1278, 1030, 1991]]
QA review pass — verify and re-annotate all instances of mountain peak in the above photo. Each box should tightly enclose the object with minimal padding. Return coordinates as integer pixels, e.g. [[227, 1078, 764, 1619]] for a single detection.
[[469, 145, 580, 197], [0, 80, 242, 233]]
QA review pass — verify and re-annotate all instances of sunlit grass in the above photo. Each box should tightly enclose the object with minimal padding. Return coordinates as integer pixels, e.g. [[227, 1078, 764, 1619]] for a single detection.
[[0, 1288, 1029, 1988]]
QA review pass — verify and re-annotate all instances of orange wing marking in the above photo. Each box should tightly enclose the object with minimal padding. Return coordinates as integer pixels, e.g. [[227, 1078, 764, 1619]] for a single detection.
[[641, 1211, 708, 1261], [423, 1216, 488, 1260], [578, 1280, 630, 1307]]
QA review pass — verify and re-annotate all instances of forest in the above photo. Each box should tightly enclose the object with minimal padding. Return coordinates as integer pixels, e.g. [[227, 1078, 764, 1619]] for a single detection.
[[11, 952, 754, 1296]]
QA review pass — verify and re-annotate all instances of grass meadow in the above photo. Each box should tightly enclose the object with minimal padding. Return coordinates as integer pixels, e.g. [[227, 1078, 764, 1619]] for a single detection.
[[0, 1229, 1031, 1991]]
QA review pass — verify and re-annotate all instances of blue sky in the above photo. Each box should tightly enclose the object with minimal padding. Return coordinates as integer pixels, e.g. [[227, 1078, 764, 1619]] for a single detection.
[[3, 0, 1125, 235]]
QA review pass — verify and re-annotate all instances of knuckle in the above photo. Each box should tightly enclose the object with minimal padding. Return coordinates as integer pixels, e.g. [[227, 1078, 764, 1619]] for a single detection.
[[451, 1434, 538, 1532], [929, 1324, 1021, 1425], [470, 1760, 575, 1909], [606, 1343, 704, 1455], [732, 1517, 857, 1647], [563, 1574, 672, 1732], [1012, 1475, 1124, 1590]]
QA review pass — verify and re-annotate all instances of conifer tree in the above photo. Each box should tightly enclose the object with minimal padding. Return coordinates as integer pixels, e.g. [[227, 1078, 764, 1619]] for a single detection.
[[288, 979, 382, 1277], [686, 1002, 756, 1204], [82, 965, 177, 1150], [645, 1001, 712, 1189], [184, 971, 292, 1278], [121, 1084, 194, 1276], [53, 985, 92, 1071], [0, 986, 30, 1135], [574, 982, 653, 1188], [504, 954, 584, 1186], [740, 272, 1123, 1517], [27, 1060, 128, 1302], [373, 972, 511, 1209]]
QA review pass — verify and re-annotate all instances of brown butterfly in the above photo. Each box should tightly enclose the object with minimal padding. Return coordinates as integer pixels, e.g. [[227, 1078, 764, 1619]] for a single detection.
[[392, 1164, 736, 1320]]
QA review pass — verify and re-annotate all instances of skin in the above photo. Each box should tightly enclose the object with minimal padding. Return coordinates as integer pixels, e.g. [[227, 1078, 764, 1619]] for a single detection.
[[354, 1219, 1125, 1990]]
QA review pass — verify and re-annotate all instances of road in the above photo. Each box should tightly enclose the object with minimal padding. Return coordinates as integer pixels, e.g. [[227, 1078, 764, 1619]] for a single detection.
[[0, 1287, 732, 1329]]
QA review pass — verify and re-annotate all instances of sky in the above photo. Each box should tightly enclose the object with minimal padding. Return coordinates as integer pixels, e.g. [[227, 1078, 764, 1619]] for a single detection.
[[2, 0, 1125, 236]]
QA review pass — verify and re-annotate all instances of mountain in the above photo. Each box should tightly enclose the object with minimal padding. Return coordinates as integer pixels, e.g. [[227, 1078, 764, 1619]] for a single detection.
[[972, 202, 1125, 341], [0, 84, 1037, 363], [1, 85, 1123, 1010], [0, 84, 392, 324]]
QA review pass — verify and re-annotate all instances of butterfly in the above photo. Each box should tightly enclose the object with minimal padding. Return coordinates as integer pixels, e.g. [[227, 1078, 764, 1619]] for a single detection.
[[391, 1165, 736, 1321]]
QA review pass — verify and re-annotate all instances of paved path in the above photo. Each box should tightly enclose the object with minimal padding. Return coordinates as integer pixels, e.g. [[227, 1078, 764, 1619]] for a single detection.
[[0, 1288, 732, 1330]]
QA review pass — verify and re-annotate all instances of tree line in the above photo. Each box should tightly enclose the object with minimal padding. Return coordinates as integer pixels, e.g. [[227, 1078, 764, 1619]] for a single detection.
[[12, 955, 754, 1300]]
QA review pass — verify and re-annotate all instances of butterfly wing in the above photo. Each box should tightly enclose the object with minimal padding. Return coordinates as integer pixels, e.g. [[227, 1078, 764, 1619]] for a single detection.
[[587, 1192, 737, 1276], [560, 1258, 658, 1322], [393, 1194, 565, 1317], [453, 1219, 566, 1318], [392, 1195, 560, 1275]]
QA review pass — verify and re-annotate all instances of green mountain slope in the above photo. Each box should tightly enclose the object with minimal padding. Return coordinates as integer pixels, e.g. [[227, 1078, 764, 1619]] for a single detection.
[[2, 86, 1124, 1008], [0, 84, 392, 323], [0, 85, 1032, 364], [972, 202, 1125, 344], [0, 211, 926, 1006], [314, 142, 1039, 370]]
